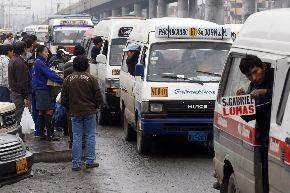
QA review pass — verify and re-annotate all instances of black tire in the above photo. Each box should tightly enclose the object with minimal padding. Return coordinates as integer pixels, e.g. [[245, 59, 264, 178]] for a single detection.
[[136, 119, 150, 154], [227, 173, 239, 193], [98, 105, 108, 125], [122, 110, 135, 141], [220, 178, 228, 193]]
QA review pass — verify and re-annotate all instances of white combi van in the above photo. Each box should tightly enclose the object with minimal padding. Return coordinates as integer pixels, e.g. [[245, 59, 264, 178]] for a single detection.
[[119, 18, 232, 154], [90, 17, 144, 125], [214, 9, 290, 193], [222, 24, 243, 41]]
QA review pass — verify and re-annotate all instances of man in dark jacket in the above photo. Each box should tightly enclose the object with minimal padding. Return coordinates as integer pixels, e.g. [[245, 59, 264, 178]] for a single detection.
[[90, 36, 103, 64], [236, 55, 273, 193], [63, 44, 86, 147], [8, 41, 31, 125], [61, 55, 102, 171]]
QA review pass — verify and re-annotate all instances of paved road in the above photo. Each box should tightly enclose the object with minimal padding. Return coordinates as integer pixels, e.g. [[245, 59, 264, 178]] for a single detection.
[[2, 124, 218, 193]]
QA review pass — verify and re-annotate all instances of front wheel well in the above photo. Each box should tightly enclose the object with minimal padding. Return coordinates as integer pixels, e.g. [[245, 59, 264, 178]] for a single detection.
[[220, 159, 234, 193]]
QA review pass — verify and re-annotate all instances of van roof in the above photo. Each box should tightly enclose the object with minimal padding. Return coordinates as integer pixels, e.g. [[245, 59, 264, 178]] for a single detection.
[[222, 24, 243, 33], [234, 8, 290, 54], [92, 17, 144, 39], [83, 28, 95, 38], [128, 17, 231, 43]]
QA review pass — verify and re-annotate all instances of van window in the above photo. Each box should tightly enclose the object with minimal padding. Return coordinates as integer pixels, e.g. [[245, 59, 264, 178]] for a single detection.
[[109, 38, 127, 66], [87, 40, 94, 59], [222, 56, 250, 97], [147, 42, 230, 82], [277, 67, 290, 125]]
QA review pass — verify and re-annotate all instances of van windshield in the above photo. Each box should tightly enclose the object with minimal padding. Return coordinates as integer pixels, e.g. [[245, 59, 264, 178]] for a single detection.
[[147, 42, 230, 82], [109, 38, 127, 66]]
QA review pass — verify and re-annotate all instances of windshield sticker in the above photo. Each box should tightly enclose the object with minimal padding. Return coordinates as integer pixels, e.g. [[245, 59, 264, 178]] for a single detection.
[[174, 89, 216, 95], [118, 27, 133, 37], [221, 95, 256, 117], [151, 87, 168, 97]]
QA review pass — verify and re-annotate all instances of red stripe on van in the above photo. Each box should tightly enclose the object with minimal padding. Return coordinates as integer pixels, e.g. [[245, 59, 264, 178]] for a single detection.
[[268, 137, 290, 165], [214, 112, 258, 145]]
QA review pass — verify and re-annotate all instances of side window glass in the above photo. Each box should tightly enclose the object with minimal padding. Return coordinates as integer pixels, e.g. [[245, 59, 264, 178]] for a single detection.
[[102, 40, 109, 57], [277, 67, 290, 125], [140, 46, 148, 65], [222, 57, 250, 97], [121, 51, 128, 73]]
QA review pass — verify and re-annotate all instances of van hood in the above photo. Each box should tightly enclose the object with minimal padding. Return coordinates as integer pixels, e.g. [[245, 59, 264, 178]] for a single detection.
[[0, 133, 19, 145]]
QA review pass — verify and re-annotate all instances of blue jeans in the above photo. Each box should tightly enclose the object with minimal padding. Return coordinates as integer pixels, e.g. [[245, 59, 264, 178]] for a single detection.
[[71, 113, 96, 168]]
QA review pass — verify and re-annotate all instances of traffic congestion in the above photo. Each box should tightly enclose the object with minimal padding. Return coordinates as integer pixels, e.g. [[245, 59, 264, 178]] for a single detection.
[[1, 0, 290, 193]]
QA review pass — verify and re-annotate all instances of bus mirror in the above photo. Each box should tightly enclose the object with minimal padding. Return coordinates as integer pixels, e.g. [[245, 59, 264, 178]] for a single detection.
[[135, 64, 144, 77], [96, 54, 107, 64]]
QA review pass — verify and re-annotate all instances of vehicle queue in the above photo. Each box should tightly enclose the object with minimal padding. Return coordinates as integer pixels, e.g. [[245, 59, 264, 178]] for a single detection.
[[1, 8, 290, 193]]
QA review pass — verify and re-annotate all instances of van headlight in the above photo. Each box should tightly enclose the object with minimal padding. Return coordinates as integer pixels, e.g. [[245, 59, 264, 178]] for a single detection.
[[150, 103, 163, 112], [0, 116, 3, 127]]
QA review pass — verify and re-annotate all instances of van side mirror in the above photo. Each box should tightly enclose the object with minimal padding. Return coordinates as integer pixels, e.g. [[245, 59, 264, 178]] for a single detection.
[[96, 54, 107, 64], [135, 64, 144, 77]]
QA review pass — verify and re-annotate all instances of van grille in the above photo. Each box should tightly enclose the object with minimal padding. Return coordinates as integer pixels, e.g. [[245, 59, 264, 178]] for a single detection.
[[0, 141, 25, 161], [163, 100, 215, 118], [2, 110, 16, 128]]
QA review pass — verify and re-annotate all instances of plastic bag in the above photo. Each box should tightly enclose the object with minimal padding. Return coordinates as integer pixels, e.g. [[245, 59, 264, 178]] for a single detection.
[[20, 107, 35, 134]]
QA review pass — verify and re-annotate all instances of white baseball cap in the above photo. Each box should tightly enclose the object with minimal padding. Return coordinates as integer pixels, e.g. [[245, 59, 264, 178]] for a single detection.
[[123, 43, 140, 52]]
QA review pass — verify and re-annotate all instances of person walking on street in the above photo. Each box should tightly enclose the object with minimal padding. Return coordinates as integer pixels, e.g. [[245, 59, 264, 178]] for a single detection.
[[8, 41, 31, 125], [0, 44, 13, 102], [3, 33, 14, 45], [63, 44, 86, 148], [32, 45, 64, 141], [61, 55, 102, 171]]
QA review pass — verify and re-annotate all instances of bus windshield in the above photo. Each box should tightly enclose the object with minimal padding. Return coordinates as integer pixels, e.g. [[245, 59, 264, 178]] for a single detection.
[[147, 42, 230, 83], [36, 32, 47, 42], [53, 26, 92, 45]]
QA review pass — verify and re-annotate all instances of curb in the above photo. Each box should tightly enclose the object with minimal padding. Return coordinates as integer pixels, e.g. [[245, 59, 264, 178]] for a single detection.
[[33, 150, 72, 163]]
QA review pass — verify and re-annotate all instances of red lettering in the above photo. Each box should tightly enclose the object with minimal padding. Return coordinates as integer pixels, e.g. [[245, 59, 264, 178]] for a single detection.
[[248, 105, 255, 114], [242, 106, 248, 114], [229, 107, 235, 115], [223, 107, 229, 116], [235, 106, 243, 115]]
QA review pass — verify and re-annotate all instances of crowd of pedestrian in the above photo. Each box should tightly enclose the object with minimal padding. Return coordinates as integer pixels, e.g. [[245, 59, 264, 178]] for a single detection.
[[0, 32, 102, 171]]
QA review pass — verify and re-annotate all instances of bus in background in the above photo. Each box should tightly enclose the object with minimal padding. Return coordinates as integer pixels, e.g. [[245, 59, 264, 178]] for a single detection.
[[48, 14, 94, 55], [34, 25, 49, 45]]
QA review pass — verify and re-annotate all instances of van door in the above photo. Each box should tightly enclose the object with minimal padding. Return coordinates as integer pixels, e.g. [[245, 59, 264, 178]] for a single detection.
[[268, 57, 290, 193]]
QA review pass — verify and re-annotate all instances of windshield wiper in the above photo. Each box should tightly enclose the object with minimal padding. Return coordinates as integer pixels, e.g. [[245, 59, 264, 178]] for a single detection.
[[196, 70, 222, 77], [161, 75, 204, 85]]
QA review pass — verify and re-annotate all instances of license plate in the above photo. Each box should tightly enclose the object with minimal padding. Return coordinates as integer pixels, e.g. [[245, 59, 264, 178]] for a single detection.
[[188, 131, 208, 141], [16, 158, 28, 174]]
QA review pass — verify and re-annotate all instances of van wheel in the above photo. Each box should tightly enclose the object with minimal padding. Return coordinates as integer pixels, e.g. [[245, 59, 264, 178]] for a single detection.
[[136, 119, 150, 154], [98, 105, 108, 125], [122, 110, 135, 141], [227, 173, 239, 193]]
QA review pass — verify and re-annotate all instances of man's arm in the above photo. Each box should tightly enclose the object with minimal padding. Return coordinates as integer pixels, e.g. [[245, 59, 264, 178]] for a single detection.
[[61, 79, 69, 109]]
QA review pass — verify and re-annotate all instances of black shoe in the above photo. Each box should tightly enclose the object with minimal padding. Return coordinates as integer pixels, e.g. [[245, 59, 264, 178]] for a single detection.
[[85, 162, 99, 169], [40, 135, 46, 140], [72, 167, 81, 171]]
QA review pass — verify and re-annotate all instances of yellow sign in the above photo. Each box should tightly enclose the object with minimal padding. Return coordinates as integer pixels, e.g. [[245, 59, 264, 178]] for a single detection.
[[151, 87, 168, 97], [189, 27, 198, 37], [16, 158, 28, 174], [112, 69, 120, 75]]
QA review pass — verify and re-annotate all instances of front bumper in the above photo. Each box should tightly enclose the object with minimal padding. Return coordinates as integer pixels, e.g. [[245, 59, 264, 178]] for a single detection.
[[141, 117, 213, 140], [0, 150, 34, 187]]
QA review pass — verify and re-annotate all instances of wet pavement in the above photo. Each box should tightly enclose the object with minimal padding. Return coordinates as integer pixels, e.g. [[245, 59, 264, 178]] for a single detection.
[[1, 124, 218, 193]]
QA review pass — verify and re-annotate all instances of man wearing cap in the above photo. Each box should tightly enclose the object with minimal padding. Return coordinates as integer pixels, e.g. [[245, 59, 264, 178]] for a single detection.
[[49, 49, 69, 70], [123, 43, 141, 76]]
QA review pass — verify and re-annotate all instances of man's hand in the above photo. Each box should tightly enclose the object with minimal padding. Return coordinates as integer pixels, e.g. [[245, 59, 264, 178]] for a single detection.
[[236, 88, 246, 96], [24, 99, 30, 107], [250, 89, 267, 99]]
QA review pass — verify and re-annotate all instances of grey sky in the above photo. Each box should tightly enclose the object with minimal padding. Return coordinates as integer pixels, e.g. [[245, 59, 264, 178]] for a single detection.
[[31, 0, 79, 16]]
